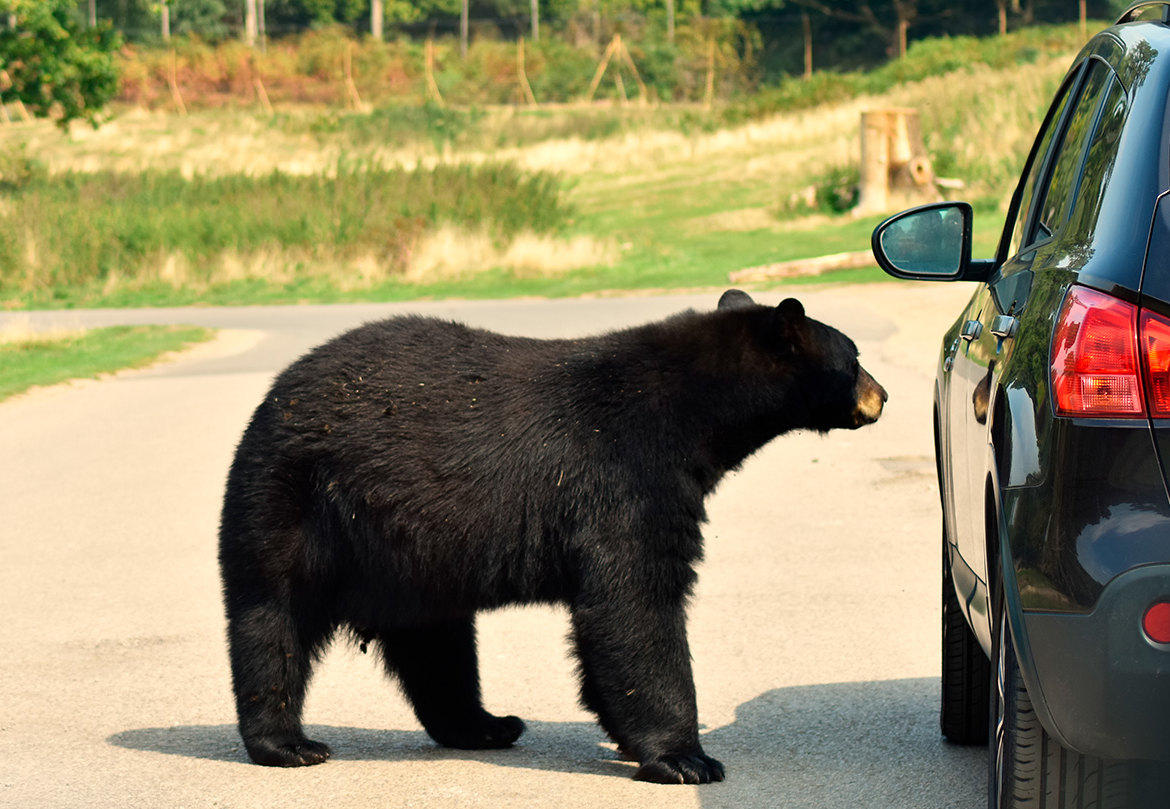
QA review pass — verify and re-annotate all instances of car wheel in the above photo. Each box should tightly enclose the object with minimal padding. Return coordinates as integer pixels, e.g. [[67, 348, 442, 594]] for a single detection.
[[988, 579, 1144, 808], [941, 524, 989, 744]]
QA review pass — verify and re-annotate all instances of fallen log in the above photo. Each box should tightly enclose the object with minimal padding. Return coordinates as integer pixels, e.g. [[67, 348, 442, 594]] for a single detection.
[[728, 249, 874, 283]]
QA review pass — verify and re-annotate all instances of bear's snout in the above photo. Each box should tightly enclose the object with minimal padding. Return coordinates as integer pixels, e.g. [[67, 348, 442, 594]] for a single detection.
[[851, 367, 887, 427]]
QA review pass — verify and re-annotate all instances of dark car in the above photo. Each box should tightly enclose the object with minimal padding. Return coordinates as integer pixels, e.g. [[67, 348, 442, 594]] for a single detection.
[[871, 4, 1170, 807]]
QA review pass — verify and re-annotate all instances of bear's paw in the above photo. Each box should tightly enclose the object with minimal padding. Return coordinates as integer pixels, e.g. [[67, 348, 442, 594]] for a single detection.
[[244, 735, 332, 767], [633, 753, 725, 785], [429, 713, 525, 750]]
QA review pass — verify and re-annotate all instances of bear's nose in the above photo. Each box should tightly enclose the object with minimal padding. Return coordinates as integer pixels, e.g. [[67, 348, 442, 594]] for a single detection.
[[851, 370, 886, 427]]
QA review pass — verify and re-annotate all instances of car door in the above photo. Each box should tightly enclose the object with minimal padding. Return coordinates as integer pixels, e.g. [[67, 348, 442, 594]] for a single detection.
[[946, 59, 1115, 647]]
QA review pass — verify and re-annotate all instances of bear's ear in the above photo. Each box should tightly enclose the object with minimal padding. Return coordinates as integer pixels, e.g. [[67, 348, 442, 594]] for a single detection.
[[768, 298, 808, 352], [775, 298, 805, 321], [718, 289, 756, 311]]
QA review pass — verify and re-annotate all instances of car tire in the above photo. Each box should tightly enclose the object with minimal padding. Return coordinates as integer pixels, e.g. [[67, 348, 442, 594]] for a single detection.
[[941, 525, 990, 745], [988, 578, 1149, 809]]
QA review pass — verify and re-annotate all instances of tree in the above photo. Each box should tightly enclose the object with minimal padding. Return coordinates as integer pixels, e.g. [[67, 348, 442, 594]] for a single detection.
[[168, 0, 229, 41], [791, 0, 916, 59], [0, 0, 120, 128]]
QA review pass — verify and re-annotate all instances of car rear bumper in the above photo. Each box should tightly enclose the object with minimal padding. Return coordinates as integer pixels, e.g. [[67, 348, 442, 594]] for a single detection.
[[1022, 563, 1170, 761]]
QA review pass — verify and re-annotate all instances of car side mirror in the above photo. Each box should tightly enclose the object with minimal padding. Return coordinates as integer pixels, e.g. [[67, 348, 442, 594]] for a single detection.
[[871, 201, 994, 283]]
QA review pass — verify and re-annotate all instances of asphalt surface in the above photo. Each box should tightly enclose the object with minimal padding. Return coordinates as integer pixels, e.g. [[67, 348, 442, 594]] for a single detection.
[[0, 283, 987, 809]]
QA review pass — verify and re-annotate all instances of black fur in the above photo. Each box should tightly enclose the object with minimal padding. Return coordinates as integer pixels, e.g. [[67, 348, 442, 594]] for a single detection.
[[218, 290, 885, 783]]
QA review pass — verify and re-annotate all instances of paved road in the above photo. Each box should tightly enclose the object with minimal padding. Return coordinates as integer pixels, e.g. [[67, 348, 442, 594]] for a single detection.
[[0, 283, 986, 809]]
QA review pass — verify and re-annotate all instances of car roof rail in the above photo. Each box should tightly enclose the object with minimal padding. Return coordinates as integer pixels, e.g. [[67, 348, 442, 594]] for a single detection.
[[1118, 1, 1170, 24]]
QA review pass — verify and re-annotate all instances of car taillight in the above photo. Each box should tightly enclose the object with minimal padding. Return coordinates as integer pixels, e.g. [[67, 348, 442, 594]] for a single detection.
[[1052, 287, 1144, 417], [1140, 309, 1170, 416]]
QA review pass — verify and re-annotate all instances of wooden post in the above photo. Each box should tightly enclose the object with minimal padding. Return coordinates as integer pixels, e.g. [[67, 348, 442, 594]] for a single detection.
[[252, 55, 274, 116], [425, 38, 444, 106], [616, 35, 648, 103], [703, 37, 715, 108], [585, 35, 647, 105], [517, 38, 536, 105], [169, 50, 187, 116], [584, 36, 619, 102], [161, 1, 170, 41], [344, 42, 364, 110], [855, 108, 939, 215]]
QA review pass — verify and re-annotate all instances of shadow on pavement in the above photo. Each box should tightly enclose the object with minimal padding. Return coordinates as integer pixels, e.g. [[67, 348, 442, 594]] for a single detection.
[[107, 720, 635, 779], [108, 678, 984, 803], [699, 678, 986, 809]]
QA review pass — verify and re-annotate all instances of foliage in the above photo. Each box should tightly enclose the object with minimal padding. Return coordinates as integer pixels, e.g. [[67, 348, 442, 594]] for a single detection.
[[722, 22, 1087, 124], [93, 0, 1122, 84], [170, 0, 229, 41], [115, 19, 757, 109], [0, 0, 121, 128]]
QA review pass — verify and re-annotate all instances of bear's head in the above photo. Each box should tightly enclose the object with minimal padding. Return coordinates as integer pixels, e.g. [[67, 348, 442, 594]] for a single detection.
[[717, 289, 887, 432]]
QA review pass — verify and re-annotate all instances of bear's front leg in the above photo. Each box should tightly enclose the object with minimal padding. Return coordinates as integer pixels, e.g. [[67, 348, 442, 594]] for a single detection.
[[570, 589, 724, 784]]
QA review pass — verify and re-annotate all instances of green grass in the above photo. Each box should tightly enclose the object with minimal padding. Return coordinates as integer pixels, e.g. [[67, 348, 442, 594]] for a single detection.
[[0, 325, 214, 401]]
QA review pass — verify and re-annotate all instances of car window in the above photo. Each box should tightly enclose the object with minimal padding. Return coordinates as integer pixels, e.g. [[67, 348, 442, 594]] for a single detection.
[[1066, 75, 1128, 238], [1004, 74, 1077, 260], [1034, 61, 1114, 240]]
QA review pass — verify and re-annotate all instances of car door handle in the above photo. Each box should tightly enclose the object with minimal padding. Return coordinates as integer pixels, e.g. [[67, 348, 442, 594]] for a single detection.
[[990, 315, 1018, 339], [943, 338, 960, 372], [961, 320, 982, 342]]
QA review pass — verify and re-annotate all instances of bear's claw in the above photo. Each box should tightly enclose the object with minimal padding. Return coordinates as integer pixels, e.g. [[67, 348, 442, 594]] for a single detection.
[[634, 753, 725, 785], [244, 736, 332, 767]]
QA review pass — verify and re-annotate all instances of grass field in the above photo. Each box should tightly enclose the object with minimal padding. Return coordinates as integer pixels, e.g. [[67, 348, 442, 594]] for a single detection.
[[0, 23, 1078, 310], [0, 324, 214, 401]]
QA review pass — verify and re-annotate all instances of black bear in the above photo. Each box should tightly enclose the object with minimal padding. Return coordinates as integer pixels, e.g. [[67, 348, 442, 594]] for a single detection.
[[218, 289, 886, 784]]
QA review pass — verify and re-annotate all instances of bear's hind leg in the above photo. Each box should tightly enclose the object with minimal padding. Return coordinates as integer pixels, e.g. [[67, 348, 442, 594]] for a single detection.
[[226, 588, 334, 767], [377, 618, 525, 749]]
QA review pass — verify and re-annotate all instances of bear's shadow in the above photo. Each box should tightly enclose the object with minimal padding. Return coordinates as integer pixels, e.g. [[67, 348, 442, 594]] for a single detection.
[[109, 678, 985, 804], [107, 720, 634, 779]]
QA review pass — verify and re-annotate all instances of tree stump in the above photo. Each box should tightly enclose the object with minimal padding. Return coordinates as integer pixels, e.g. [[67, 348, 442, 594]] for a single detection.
[[855, 108, 940, 215]]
